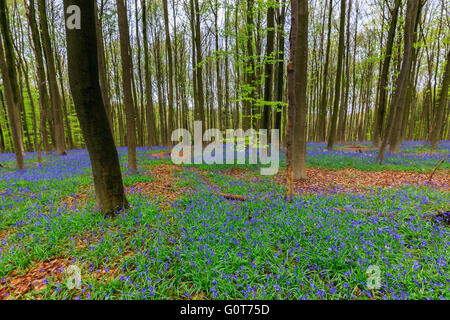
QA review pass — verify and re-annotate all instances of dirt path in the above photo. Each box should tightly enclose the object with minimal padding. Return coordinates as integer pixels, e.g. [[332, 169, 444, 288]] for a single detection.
[[276, 167, 449, 195], [129, 164, 185, 209]]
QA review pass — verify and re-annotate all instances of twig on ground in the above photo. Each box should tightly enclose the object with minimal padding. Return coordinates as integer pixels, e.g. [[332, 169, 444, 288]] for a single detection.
[[429, 158, 445, 182]]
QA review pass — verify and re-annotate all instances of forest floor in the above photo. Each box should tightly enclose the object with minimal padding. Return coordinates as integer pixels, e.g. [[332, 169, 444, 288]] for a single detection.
[[0, 141, 449, 300]]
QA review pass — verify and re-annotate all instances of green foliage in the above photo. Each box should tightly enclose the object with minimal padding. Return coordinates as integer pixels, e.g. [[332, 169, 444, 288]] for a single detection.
[[122, 174, 155, 186]]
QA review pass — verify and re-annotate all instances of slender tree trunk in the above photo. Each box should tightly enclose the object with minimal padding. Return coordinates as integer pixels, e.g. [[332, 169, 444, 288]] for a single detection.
[[262, 2, 275, 132], [193, 0, 205, 128], [292, 0, 308, 180], [430, 49, 449, 148], [224, 5, 230, 129], [94, 0, 113, 135], [373, 0, 401, 147], [54, 51, 74, 150], [337, 0, 352, 143], [317, 0, 332, 142], [244, 0, 256, 130], [16, 65, 32, 152], [37, 0, 66, 155], [214, 0, 223, 132], [23, 64, 42, 164], [274, 1, 286, 136], [286, 0, 298, 201], [163, 0, 174, 150], [116, 0, 138, 172], [327, 0, 346, 149], [0, 87, 13, 151], [142, 0, 156, 147], [24, 0, 51, 153], [378, 0, 421, 161]]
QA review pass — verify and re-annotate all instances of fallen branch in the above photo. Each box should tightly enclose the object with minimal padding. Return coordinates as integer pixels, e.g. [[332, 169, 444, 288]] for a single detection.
[[429, 158, 445, 182], [217, 193, 249, 201], [333, 207, 387, 216]]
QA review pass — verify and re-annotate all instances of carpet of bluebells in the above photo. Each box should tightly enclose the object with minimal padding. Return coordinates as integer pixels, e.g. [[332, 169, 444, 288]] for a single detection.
[[0, 141, 449, 300]]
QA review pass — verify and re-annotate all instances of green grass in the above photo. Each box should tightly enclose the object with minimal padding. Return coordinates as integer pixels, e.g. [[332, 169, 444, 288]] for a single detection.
[[1, 146, 449, 300]]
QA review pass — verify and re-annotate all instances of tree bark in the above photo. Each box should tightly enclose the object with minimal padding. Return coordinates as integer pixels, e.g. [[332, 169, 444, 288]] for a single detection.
[[163, 0, 174, 151], [116, 0, 138, 172], [317, 0, 333, 142], [373, 0, 401, 147], [378, 0, 420, 161], [0, 1, 24, 170], [64, 0, 128, 215], [193, 0, 205, 128], [142, 0, 156, 147], [37, 0, 66, 155], [286, 0, 298, 201], [24, 0, 51, 153], [327, 0, 346, 150], [244, 0, 256, 130], [94, 0, 113, 136], [430, 49, 449, 148], [292, 0, 308, 180], [262, 2, 275, 132], [274, 1, 287, 136]]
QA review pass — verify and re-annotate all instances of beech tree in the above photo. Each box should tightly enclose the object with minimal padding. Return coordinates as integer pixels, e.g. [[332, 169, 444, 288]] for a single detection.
[[373, 0, 401, 147], [0, 0, 448, 163], [430, 49, 449, 148], [327, 0, 346, 150], [117, 0, 138, 172], [37, 0, 66, 155], [64, 0, 128, 215], [378, 0, 421, 162], [292, 0, 308, 180], [286, 0, 308, 199], [0, 0, 24, 170], [262, 2, 275, 132]]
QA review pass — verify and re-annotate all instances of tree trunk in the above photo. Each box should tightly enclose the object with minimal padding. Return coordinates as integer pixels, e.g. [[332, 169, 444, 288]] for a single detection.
[[337, 0, 352, 143], [327, 0, 346, 150], [37, 0, 66, 155], [163, 0, 174, 151], [193, 0, 205, 128], [0, 1, 24, 170], [378, 0, 420, 161], [23, 64, 42, 164], [244, 0, 256, 130], [430, 49, 450, 148], [116, 0, 138, 172], [24, 0, 51, 153], [94, 0, 113, 136], [142, 0, 156, 147], [64, 0, 128, 215], [286, 0, 298, 201], [262, 2, 275, 132], [224, 5, 230, 129], [214, 0, 223, 132], [317, 0, 333, 142], [292, 0, 308, 180], [373, 0, 401, 147], [274, 1, 287, 136]]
